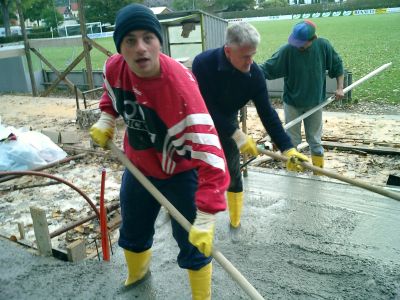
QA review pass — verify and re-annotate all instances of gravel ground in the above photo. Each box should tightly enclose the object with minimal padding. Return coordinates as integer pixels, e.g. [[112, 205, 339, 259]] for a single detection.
[[0, 94, 399, 253], [0, 94, 399, 299]]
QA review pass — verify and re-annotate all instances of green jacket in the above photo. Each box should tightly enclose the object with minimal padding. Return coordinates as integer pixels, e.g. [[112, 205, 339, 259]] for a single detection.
[[260, 38, 343, 107]]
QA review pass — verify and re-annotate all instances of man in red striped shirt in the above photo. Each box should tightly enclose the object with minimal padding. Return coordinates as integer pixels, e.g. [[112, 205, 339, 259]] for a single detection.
[[90, 4, 229, 299]]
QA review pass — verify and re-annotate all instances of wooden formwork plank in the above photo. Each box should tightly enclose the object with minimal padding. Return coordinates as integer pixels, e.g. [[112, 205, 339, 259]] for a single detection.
[[30, 206, 53, 256], [18, 222, 25, 240], [67, 239, 87, 262]]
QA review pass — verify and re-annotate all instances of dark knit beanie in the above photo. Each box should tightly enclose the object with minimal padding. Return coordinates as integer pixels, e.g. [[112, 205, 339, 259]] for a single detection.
[[113, 4, 163, 53]]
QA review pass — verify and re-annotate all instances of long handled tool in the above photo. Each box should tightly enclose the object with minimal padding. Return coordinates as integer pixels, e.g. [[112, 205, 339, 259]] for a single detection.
[[251, 62, 393, 170], [107, 141, 265, 300], [251, 63, 393, 170], [257, 147, 400, 202], [283, 62, 392, 130]]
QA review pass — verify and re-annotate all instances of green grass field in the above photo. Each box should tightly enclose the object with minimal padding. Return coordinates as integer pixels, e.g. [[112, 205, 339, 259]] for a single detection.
[[39, 13, 399, 104]]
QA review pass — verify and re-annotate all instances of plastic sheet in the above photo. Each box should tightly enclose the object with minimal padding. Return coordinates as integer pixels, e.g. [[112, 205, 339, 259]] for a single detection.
[[0, 124, 67, 171]]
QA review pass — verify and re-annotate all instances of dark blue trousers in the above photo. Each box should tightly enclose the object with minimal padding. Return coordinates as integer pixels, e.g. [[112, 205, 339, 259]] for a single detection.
[[220, 136, 243, 193], [118, 168, 212, 270]]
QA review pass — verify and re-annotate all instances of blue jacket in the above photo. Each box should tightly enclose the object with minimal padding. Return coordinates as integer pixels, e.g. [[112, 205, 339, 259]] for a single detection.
[[192, 47, 293, 152]]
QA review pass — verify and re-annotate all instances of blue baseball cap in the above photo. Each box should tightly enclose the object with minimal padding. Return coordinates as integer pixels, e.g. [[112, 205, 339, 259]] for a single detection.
[[288, 20, 317, 48]]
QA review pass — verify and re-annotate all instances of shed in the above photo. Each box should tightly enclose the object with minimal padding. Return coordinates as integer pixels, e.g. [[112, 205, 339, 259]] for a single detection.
[[157, 10, 228, 67], [150, 6, 173, 15]]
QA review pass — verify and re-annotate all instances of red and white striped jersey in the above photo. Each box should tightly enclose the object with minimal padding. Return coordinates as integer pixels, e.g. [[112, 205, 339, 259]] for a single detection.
[[99, 53, 229, 214]]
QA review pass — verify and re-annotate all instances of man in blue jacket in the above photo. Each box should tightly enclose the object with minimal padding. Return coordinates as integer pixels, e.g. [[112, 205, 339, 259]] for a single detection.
[[260, 20, 344, 173], [192, 22, 308, 232]]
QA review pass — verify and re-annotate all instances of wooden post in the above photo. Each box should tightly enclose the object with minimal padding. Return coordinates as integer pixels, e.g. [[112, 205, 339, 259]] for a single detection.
[[18, 222, 25, 240], [30, 206, 53, 256], [78, 0, 95, 91], [16, 0, 37, 96]]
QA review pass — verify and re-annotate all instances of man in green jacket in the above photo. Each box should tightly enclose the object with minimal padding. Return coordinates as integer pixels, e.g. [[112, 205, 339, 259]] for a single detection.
[[260, 20, 344, 172]]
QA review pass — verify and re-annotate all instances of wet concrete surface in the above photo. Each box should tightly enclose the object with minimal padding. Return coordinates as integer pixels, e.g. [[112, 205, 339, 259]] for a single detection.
[[1, 169, 400, 299]]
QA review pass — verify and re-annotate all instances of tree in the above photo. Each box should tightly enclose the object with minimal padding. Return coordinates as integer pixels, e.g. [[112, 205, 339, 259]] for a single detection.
[[41, 7, 62, 28], [172, 0, 193, 10], [261, 0, 288, 9], [24, 0, 46, 26], [0, 0, 13, 36], [23, 0, 62, 28], [84, 0, 143, 24], [215, 0, 256, 11]]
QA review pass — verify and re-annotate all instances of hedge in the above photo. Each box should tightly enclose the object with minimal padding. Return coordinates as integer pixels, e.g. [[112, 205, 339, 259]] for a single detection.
[[217, 0, 400, 19]]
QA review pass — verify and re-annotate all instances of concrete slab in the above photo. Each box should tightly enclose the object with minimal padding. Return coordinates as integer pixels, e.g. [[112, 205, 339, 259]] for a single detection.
[[60, 131, 80, 144], [1, 169, 399, 299], [41, 130, 60, 144]]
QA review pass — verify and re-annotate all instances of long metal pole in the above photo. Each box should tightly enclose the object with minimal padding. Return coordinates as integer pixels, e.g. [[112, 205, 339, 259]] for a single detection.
[[283, 62, 392, 130], [107, 141, 265, 300], [258, 147, 400, 202]]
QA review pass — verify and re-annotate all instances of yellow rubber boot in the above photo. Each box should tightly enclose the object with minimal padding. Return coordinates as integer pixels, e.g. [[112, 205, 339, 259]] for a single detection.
[[227, 191, 243, 228], [311, 155, 324, 175], [123, 248, 151, 287], [188, 263, 212, 300]]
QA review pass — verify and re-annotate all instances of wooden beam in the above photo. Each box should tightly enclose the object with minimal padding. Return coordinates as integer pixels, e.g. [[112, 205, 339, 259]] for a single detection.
[[85, 37, 113, 57], [0, 153, 86, 184], [323, 135, 400, 148], [29, 37, 82, 48], [0, 181, 61, 192], [41, 50, 86, 97], [31, 48, 83, 98], [322, 141, 400, 155]]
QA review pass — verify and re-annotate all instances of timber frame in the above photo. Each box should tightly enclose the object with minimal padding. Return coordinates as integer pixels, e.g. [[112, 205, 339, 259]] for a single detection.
[[16, 0, 111, 98]]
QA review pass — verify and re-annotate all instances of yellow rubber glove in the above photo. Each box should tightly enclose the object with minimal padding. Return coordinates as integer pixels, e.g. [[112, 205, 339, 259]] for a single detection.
[[189, 210, 215, 257], [89, 112, 116, 148], [231, 129, 258, 156], [283, 148, 309, 172]]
